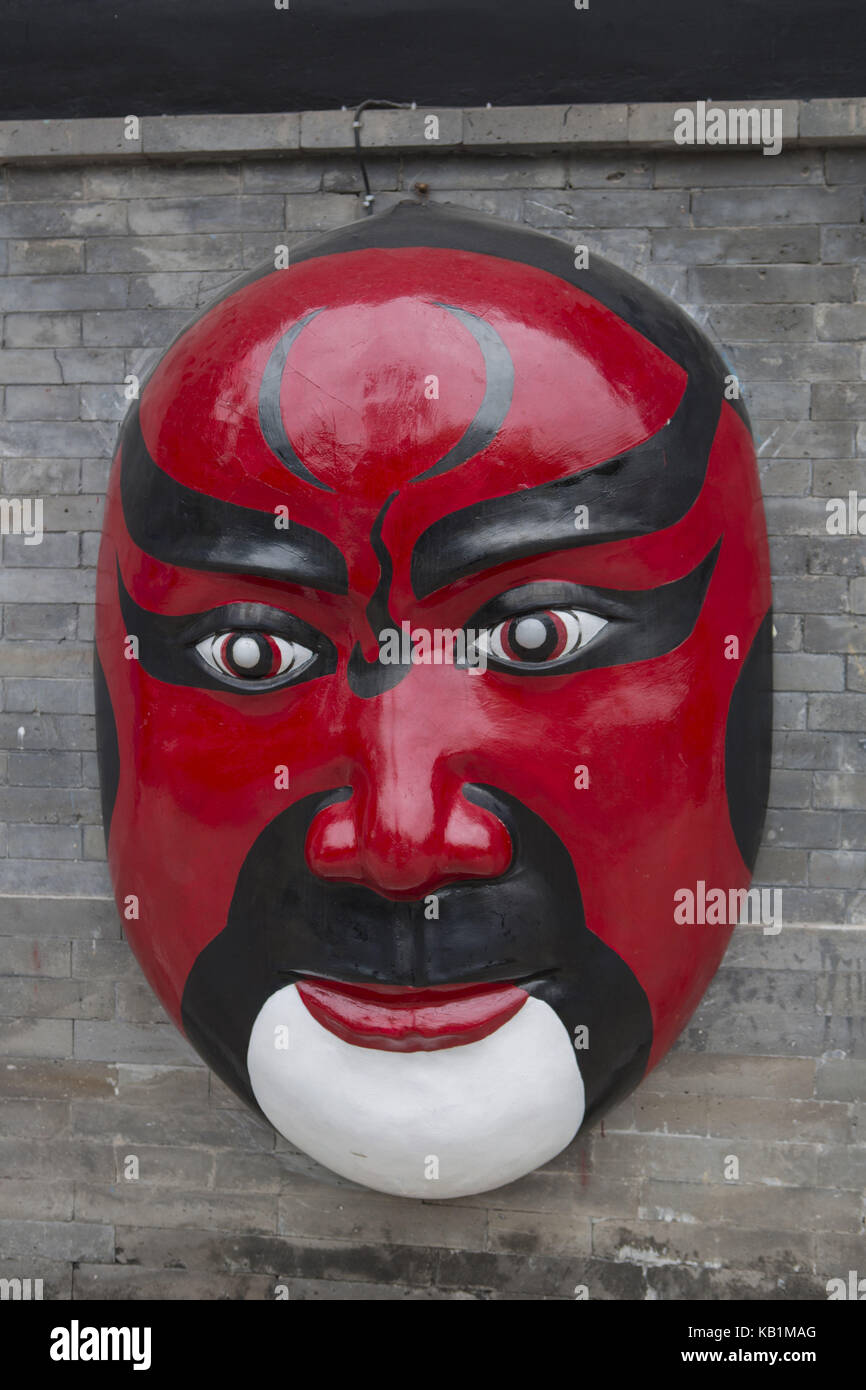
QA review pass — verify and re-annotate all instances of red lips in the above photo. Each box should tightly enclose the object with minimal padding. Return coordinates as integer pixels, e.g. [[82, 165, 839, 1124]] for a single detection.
[[296, 978, 528, 1052]]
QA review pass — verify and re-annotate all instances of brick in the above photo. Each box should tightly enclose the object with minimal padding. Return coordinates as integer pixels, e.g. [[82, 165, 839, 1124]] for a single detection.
[[767, 768, 812, 808], [0, 860, 111, 896], [4, 313, 81, 348], [733, 343, 861, 383], [4, 385, 79, 421], [1, 457, 81, 492], [633, 100, 798, 146], [85, 164, 241, 199], [87, 233, 243, 273], [464, 105, 628, 149], [0, 1097, 68, 1137], [405, 154, 569, 190], [813, 461, 866, 497], [806, 615, 866, 652], [0, 1060, 116, 1099], [0, 1180, 73, 1221], [810, 695, 866, 732], [0, 421, 108, 459], [589, 1128, 818, 1187], [758, 458, 810, 496], [814, 773, 866, 811], [0, 117, 140, 159], [774, 654, 844, 692], [243, 160, 323, 194], [127, 195, 283, 235], [144, 113, 300, 156], [695, 185, 861, 226], [115, 979, 171, 1024], [0, 940, 70, 977], [0, 1018, 72, 1058], [109, 1145, 215, 1188], [73, 1021, 198, 1066], [768, 888, 850, 924], [282, 192, 365, 231], [0, 894, 115, 939], [822, 224, 866, 263], [278, 1187, 487, 1250], [592, 1217, 814, 1270], [0, 349, 63, 384], [6, 825, 81, 859], [70, 1100, 270, 1151], [0, 201, 126, 238], [752, 846, 808, 886], [114, 1064, 208, 1108], [2, 533, 79, 568], [650, 1053, 815, 1099], [0, 275, 127, 312], [816, 1145, 866, 1193], [816, 304, 866, 340], [816, 1057, 866, 1101], [705, 304, 815, 340], [487, 1207, 593, 1256], [772, 692, 807, 730], [813, 383, 866, 420], [8, 240, 85, 274], [652, 226, 819, 264], [0, 1218, 114, 1263], [76, 1263, 278, 1300], [654, 150, 824, 186], [0, 1258, 74, 1300], [706, 1095, 852, 1143], [639, 1179, 859, 1234], [524, 189, 689, 228], [777, 732, 841, 770], [825, 149, 866, 182], [81, 309, 192, 347], [6, 168, 85, 200], [748, 382, 810, 417], [689, 264, 854, 303], [800, 98, 866, 142]]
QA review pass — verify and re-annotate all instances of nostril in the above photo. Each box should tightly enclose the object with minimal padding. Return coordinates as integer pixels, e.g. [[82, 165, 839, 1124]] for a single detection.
[[305, 805, 358, 879], [304, 784, 513, 897]]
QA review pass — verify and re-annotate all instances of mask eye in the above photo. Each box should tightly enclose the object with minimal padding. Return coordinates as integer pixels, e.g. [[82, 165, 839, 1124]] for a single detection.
[[195, 631, 315, 682], [480, 607, 608, 669]]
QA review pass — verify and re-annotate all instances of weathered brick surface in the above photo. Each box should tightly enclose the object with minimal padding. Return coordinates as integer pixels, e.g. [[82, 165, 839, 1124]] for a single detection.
[[0, 141, 864, 1301]]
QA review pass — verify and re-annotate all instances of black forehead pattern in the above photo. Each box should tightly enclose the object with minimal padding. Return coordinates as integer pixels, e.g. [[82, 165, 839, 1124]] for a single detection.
[[256, 299, 515, 491], [119, 401, 349, 595], [187, 201, 748, 599], [212, 198, 750, 438]]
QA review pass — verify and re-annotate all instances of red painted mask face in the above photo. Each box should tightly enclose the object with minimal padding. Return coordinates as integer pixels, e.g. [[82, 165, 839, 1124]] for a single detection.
[[95, 203, 771, 1198]]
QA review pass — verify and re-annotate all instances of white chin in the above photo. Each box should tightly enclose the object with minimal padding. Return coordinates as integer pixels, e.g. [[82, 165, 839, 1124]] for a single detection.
[[247, 984, 584, 1199]]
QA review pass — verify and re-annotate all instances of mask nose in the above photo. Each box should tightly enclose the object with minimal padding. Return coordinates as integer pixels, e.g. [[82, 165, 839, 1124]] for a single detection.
[[305, 770, 512, 900]]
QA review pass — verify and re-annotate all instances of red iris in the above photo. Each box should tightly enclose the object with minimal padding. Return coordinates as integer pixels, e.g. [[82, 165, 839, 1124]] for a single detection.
[[218, 633, 282, 680], [499, 611, 569, 663]]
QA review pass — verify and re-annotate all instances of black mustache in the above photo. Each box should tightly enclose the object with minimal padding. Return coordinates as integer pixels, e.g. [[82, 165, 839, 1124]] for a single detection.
[[181, 784, 652, 1125]]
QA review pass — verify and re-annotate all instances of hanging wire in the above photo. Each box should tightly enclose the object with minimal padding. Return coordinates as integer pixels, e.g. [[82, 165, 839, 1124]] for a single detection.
[[352, 98, 417, 214]]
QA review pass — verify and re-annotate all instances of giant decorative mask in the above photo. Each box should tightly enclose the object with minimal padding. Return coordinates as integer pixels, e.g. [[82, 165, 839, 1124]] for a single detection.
[[95, 201, 772, 1198]]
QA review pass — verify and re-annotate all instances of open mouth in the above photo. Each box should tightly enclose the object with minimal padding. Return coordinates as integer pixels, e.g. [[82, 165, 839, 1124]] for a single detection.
[[295, 977, 529, 1051]]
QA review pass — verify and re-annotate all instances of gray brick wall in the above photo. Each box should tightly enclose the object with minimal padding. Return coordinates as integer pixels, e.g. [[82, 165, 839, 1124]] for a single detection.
[[0, 133, 864, 1299]]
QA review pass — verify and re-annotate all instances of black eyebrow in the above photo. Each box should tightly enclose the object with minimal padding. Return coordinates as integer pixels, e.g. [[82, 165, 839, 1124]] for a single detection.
[[120, 402, 349, 595], [411, 351, 722, 599]]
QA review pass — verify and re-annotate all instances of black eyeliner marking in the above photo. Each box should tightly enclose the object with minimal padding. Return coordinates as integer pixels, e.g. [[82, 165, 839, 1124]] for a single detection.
[[411, 359, 721, 600], [462, 542, 721, 677], [117, 563, 338, 694], [120, 401, 348, 594]]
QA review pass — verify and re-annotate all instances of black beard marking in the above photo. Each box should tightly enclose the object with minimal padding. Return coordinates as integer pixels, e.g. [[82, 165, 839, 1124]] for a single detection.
[[181, 784, 652, 1127]]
